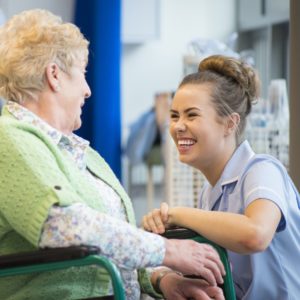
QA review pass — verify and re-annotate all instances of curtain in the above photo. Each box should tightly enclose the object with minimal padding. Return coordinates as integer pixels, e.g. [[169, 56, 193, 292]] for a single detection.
[[74, 0, 122, 179]]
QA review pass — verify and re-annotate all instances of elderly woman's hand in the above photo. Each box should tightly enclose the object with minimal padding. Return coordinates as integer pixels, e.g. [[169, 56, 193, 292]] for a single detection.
[[163, 239, 225, 286], [159, 273, 225, 300]]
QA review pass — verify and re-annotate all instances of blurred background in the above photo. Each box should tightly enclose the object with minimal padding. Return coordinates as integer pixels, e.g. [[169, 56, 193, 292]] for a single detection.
[[0, 0, 297, 225]]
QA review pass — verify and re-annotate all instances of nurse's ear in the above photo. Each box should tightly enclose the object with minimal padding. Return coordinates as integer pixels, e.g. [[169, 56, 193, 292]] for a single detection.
[[225, 112, 240, 136]]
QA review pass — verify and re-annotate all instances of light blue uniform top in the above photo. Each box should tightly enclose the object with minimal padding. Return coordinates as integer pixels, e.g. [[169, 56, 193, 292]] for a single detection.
[[198, 140, 300, 300]]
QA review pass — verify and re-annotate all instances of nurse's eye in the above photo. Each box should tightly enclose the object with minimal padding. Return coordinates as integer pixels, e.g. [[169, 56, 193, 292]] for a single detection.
[[170, 113, 179, 120], [187, 112, 199, 118]]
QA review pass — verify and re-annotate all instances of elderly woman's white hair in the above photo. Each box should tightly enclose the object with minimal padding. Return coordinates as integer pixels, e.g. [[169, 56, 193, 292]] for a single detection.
[[0, 9, 89, 103]]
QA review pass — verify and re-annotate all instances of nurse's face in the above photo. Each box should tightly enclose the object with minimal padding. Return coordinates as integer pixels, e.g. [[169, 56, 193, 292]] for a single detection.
[[169, 83, 228, 171]]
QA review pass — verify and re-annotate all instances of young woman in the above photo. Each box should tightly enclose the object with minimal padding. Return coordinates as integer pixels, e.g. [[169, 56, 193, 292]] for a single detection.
[[143, 55, 300, 300]]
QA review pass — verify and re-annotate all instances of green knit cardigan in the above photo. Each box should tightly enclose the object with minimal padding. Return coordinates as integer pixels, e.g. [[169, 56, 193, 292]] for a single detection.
[[0, 107, 158, 299]]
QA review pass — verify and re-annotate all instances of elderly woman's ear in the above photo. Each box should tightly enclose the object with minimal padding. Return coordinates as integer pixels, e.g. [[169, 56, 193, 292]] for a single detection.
[[45, 63, 61, 93]]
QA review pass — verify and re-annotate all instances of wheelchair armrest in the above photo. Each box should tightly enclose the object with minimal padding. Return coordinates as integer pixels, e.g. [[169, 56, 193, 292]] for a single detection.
[[161, 227, 198, 239], [162, 227, 222, 249], [0, 246, 100, 268], [0, 246, 126, 299], [162, 227, 236, 300]]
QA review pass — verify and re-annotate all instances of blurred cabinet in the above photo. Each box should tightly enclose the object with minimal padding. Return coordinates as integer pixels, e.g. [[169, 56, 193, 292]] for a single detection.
[[237, 0, 289, 97], [237, 1, 290, 170], [238, 0, 289, 30], [121, 0, 160, 44]]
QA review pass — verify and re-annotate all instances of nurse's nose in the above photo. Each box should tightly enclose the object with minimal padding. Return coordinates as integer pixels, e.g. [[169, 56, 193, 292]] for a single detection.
[[174, 118, 187, 132]]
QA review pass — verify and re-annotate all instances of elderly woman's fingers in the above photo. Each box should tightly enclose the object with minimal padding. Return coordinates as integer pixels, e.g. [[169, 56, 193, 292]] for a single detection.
[[195, 245, 225, 285], [192, 291, 212, 300], [202, 244, 226, 276], [163, 240, 225, 287], [205, 286, 225, 300], [201, 259, 224, 285], [159, 273, 215, 300]]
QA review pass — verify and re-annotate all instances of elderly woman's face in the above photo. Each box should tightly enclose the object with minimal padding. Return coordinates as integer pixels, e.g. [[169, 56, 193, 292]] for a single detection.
[[58, 55, 91, 133]]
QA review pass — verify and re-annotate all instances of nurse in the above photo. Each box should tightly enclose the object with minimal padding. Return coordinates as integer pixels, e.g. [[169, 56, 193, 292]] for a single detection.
[[143, 55, 300, 300]]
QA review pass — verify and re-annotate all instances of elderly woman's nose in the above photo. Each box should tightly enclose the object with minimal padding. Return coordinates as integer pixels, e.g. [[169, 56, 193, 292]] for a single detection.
[[85, 83, 92, 99]]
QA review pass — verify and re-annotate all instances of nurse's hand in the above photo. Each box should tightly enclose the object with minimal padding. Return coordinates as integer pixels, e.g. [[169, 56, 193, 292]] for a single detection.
[[159, 273, 225, 300], [142, 202, 170, 234]]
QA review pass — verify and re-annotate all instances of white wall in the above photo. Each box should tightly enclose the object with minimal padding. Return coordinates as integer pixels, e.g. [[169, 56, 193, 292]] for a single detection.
[[122, 0, 237, 142], [0, 0, 74, 21], [0, 0, 236, 220], [0, 0, 236, 142]]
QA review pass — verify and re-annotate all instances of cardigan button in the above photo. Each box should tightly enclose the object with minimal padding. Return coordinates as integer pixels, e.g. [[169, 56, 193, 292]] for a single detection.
[[54, 185, 62, 190]]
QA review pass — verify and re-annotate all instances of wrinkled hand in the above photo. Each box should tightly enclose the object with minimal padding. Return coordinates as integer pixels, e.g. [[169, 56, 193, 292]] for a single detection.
[[160, 273, 225, 300], [163, 239, 225, 286], [142, 202, 169, 234]]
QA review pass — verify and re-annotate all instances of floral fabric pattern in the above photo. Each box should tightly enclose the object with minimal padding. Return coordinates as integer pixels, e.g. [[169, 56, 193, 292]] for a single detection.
[[7, 101, 165, 299]]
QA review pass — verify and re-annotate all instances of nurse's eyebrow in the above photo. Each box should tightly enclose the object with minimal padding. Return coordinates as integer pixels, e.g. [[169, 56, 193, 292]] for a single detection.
[[170, 107, 202, 114], [184, 107, 201, 113]]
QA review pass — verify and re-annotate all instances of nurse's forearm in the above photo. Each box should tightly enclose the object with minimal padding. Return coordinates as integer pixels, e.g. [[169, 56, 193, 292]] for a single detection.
[[168, 207, 268, 254]]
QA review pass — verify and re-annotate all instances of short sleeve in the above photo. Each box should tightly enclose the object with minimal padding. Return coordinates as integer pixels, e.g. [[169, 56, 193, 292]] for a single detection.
[[243, 160, 288, 231]]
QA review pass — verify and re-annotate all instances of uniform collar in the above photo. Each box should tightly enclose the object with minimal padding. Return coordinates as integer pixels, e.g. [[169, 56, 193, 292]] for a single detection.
[[219, 140, 255, 188], [205, 141, 255, 210]]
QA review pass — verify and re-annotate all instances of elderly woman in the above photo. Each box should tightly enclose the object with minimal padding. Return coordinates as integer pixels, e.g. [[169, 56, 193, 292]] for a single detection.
[[0, 9, 225, 300]]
